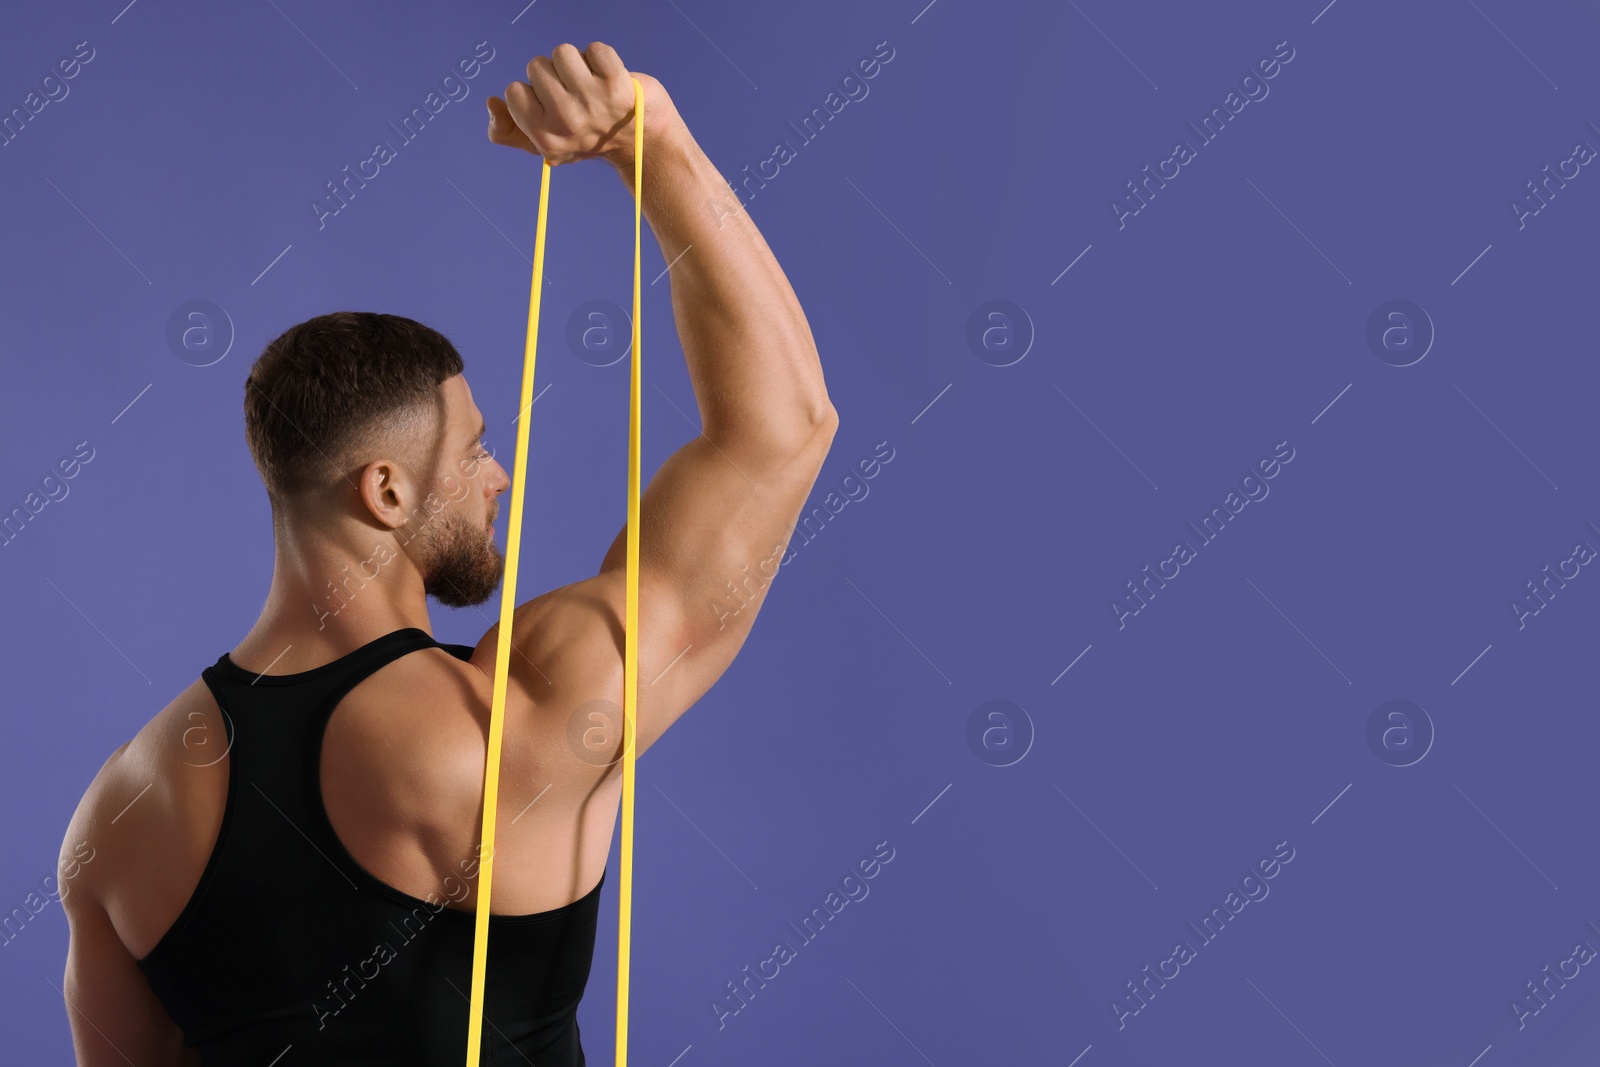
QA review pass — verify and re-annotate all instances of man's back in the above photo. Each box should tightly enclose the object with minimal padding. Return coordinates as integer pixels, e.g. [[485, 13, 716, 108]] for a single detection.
[[65, 622, 616, 1064]]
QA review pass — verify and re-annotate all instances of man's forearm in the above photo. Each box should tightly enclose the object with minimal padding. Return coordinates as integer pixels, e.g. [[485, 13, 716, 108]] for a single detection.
[[608, 99, 835, 447]]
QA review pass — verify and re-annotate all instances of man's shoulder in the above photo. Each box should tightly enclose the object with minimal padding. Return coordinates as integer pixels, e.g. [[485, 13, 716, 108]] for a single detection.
[[468, 578, 628, 699], [59, 677, 223, 908], [448, 579, 641, 780], [492, 571, 691, 671]]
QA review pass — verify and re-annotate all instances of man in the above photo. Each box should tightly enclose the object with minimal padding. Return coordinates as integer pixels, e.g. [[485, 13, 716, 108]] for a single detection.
[[57, 41, 836, 1065]]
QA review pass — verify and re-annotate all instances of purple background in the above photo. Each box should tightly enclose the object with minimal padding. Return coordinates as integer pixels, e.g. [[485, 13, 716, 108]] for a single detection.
[[3, 0, 1599, 1063]]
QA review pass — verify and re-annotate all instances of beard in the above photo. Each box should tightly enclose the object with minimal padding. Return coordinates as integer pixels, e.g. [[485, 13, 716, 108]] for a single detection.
[[418, 503, 504, 608]]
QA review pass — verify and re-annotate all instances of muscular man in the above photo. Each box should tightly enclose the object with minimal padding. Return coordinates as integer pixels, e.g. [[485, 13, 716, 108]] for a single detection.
[[56, 42, 836, 1065]]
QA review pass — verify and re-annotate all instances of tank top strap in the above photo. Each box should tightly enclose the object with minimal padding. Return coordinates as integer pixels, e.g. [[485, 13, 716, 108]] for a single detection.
[[206, 627, 445, 693], [198, 627, 444, 771], [301, 626, 451, 716], [195, 627, 455, 880]]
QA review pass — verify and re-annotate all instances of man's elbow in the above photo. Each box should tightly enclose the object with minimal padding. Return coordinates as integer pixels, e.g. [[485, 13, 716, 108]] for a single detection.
[[807, 404, 839, 441], [784, 407, 837, 459], [724, 405, 837, 461]]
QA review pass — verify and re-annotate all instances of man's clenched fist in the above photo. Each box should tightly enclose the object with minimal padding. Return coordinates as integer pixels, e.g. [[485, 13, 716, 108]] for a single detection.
[[487, 42, 671, 168]]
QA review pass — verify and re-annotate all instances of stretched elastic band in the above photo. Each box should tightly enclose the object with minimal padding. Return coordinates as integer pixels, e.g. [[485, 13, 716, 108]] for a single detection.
[[615, 74, 645, 1067], [463, 76, 644, 1067]]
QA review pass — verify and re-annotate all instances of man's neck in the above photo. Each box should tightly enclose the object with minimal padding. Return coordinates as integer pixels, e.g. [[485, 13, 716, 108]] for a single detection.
[[231, 538, 432, 675]]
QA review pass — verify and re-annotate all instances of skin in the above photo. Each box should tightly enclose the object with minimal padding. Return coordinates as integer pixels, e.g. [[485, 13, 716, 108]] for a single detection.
[[57, 41, 837, 1065]]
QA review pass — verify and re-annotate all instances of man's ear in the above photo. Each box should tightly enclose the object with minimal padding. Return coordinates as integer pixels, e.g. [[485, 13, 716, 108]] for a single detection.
[[357, 458, 413, 530]]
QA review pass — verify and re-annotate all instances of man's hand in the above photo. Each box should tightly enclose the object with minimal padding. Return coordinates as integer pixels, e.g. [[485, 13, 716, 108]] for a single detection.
[[486, 42, 675, 168]]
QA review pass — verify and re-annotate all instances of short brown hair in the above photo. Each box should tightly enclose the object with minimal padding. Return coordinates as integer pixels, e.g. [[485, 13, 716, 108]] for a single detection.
[[244, 311, 464, 504]]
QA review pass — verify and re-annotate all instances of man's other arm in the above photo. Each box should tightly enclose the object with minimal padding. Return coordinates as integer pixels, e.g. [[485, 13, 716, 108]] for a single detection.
[[58, 746, 196, 1066]]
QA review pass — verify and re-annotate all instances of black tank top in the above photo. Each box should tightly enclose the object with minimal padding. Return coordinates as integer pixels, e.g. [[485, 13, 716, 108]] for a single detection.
[[135, 627, 606, 1065]]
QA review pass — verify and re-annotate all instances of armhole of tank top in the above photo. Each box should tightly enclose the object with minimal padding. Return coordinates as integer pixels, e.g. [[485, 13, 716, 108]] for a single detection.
[[307, 635, 607, 924], [136, 667, 240, 968], [306, 635, 464, 912]]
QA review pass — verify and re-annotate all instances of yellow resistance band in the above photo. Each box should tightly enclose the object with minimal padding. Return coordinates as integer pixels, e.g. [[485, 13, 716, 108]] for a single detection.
[[464, 76, 644, 1067]]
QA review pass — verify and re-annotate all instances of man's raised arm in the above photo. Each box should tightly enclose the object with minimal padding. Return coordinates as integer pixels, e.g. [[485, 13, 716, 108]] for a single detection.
[[487, 44, 837, 759]]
